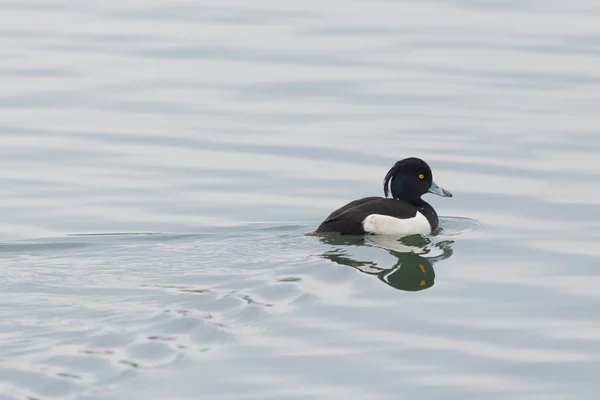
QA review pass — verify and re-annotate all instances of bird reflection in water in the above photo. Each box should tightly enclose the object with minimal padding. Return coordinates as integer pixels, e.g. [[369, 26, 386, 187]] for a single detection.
[[317, 234, 454, 292]]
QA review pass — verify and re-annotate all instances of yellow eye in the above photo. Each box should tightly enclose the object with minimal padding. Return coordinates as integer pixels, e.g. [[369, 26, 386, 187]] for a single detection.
[[418, 174, 424, 179]]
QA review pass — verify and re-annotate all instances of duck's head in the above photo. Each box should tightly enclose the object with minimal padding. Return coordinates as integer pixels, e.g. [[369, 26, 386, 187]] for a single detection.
[[383, 157, 452, 203]]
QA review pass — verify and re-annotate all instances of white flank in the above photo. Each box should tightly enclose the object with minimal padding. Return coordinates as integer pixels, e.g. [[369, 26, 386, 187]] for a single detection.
[[362, 212, 431, 236]]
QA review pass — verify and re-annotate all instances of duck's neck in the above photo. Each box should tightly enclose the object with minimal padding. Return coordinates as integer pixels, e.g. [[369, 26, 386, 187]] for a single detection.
[[413, 198, 439, 230]]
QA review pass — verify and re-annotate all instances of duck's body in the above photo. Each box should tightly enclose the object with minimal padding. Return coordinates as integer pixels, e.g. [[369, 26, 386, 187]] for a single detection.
[[315, 196, 437, 236], [314, 157, 452, 236]]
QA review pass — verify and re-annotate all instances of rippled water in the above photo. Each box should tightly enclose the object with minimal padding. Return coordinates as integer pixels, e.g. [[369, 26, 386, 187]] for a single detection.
[[2, 1, 600, 399]]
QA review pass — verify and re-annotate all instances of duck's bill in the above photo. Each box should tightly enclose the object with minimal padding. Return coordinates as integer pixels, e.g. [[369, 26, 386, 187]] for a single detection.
[[428, 181, 453, 197]]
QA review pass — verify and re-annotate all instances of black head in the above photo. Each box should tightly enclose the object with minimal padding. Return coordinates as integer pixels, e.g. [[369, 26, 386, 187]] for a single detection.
[[383, 157, 452, 203]]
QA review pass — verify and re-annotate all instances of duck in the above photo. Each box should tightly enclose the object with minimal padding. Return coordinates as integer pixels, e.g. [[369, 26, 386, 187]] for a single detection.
[[313, 157, 452, 236]]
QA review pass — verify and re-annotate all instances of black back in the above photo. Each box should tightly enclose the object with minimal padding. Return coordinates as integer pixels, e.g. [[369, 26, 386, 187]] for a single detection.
[[322, 196, 380, 221]]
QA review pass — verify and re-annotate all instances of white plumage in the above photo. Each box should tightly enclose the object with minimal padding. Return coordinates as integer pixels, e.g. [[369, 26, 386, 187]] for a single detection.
[[361, 212, 431, 236]]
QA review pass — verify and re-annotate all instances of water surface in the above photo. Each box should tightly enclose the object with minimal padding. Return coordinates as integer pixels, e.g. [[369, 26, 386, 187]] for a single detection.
[[1, 1, 600, 399]]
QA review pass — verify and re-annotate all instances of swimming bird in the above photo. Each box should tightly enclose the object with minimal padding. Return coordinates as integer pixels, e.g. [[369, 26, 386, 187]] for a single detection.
[[314, 157, 452, 236]]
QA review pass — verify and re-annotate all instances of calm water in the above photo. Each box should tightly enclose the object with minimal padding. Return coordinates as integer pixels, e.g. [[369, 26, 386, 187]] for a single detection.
[[2, 1, 600, 399]]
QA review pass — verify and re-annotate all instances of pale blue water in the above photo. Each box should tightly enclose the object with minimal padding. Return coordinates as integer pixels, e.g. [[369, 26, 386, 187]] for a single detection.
[[1, 1, 600, 399]]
